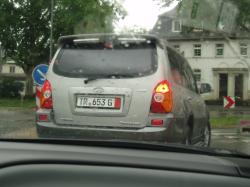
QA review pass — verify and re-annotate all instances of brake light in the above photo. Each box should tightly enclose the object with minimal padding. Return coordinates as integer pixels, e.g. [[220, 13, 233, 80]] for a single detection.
[[38, 114, 49, 122], [40, 80, 53, 109], [150, 80, 173, 113], [151, 119, 164, 126]]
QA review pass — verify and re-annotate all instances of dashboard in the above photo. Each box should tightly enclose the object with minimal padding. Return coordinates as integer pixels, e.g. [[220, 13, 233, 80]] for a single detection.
[[0, 140, 249, 187]]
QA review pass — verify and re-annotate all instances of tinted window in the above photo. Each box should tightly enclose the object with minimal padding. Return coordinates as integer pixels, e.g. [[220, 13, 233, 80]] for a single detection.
[[167, 47, 188, 87], [184, 64, 198, 93], [53, 42, 158, 78], [167, 47, 198, 92], [200, 83, 212, 94]]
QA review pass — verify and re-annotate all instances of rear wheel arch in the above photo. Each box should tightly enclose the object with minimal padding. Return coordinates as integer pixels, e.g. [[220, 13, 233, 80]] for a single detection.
[[187, 115, 194, 137], [183, 114, 194, 145]]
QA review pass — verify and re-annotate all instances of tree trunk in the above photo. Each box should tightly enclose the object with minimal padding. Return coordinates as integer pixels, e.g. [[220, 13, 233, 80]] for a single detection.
[[25, 71, 34, 97]]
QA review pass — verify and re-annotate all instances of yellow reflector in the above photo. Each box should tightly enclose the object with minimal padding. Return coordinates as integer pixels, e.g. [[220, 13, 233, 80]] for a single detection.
[[155, 83, 169, 93]]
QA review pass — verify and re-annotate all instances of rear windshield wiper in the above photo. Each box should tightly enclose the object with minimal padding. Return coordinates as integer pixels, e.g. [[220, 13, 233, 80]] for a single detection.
[[84, 74, 136, 84]]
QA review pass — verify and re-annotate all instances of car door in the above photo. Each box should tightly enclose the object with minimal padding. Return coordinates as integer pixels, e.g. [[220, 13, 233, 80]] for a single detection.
[[182, 60, 207, 143], [166, 47, 188, 142]]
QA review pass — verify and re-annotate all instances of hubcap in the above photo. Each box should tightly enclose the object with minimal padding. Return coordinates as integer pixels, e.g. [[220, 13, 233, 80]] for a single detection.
[[203, 125, 210, 147]]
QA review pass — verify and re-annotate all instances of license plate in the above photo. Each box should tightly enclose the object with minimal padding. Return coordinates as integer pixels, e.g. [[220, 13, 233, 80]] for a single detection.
[[76, 96, 121, 109]]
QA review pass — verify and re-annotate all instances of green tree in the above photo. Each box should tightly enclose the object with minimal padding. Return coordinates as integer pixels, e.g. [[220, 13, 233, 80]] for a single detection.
[[157, 0, 250, 33], [0, 0, 124, 96], [230, 0, 250, 32]]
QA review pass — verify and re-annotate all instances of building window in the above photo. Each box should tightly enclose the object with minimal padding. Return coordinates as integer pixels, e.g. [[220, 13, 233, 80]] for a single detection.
[[193, 44, 201, 57], [193, 69, 201, 82], [216, 43, 224, 57], [173, 45, 180, 52], [9, 66, 15, 73], [240, 43, 248, 56], [156, 20, 162, 30], [172, 20, 182, 32]]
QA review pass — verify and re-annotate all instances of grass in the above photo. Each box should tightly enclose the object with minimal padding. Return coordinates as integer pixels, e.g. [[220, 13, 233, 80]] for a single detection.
[[0, 98, 36, 109], [210, 115, 250, 128]]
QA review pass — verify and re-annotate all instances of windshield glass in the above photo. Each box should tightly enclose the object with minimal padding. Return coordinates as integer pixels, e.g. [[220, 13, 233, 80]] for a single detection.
[[53, 41, 157, 77], [1, 0, 250, 157]]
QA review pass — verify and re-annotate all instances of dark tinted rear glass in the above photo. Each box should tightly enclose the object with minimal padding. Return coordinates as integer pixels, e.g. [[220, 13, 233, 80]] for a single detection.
[[53, 41, 158, 78]]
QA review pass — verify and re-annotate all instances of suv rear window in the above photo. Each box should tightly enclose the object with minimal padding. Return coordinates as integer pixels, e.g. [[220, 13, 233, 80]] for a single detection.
[[53, 41, 158, 78]]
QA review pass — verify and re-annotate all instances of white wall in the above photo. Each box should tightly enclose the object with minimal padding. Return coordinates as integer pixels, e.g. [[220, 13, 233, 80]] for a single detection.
[[1, 63, 25, 74], [171, 39, 250, 58], [169, 39, 250, 100]]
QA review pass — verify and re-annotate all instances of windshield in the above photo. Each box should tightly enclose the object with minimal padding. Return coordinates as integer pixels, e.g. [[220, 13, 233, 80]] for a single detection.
[[53, 41, 157, 78], [1, 0, 250, 157]]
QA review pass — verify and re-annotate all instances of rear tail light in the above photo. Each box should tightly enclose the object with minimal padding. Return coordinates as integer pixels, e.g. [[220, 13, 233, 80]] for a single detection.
[[38, 114, 49, 122], [150, 80, 173, 113], [40, 80, 53, 109], [151, 119, 164, 126]]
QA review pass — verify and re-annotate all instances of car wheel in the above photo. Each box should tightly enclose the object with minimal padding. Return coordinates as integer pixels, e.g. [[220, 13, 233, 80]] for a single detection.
[[202, 122, 211, 147], [36, 125, 50, 138], [184, 136, 191, 145], [184, 125, 192, 146]]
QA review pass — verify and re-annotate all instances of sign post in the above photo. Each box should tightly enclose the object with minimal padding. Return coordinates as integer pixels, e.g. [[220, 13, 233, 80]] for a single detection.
[[32, 64, 49, 109], [223, 96, 235, 109]]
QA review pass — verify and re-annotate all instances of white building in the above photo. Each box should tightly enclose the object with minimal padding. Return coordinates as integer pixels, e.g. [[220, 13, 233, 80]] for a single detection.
[[0, 60, 26, 79], [170, 39, 250, 101], [0, 60, 27, 95], [152, 8, 250, 101]]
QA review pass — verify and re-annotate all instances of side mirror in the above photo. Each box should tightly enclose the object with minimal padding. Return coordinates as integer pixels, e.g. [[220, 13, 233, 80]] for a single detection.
[[199, 83, 212, 94]]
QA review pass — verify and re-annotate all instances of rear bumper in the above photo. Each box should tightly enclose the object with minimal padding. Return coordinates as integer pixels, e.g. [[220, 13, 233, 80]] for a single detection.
[[37, 123, 170, 142], [36, 109, 173, 142]]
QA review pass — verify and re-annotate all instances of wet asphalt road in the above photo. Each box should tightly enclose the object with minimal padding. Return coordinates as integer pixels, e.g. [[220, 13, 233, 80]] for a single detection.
[[0, 108, 37, 139], [0, 108, 250, 155], [211, 128, 250, 155]]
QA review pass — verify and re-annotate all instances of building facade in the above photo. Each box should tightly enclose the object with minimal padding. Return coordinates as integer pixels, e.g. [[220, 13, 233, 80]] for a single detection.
[[0, 60, 27, 95], [0, 60, 26, 80], [152, 9, 250, 101]]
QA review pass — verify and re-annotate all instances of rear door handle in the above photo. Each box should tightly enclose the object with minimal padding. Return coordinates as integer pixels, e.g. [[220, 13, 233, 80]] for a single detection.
[[185, 96, 193, 101]]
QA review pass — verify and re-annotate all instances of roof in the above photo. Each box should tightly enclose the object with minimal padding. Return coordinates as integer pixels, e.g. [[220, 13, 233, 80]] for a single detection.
[[158, 8, 177, 18], [5, 60, 16, 64], [152, 2, 250, 41], [58, 33, 161, 45]]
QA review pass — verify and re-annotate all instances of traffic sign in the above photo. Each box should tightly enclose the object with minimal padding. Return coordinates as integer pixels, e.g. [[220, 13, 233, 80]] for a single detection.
[[32, 64, 49, 86], [224, 96, 235, 109]]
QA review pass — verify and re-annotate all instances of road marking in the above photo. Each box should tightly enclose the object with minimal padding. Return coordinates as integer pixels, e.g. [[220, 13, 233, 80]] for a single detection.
[[1, 127, 37, 139], [212, 132, 236, 136], [241, 139, 250, 143], [226, 136, 239, 139]]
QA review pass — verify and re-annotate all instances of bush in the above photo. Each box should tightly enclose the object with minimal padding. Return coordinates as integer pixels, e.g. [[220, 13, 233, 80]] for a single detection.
[[0, 78, 24, 98]]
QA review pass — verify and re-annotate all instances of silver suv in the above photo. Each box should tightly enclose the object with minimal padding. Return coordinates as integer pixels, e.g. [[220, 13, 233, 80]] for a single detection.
[[36, 34, 210, 146]]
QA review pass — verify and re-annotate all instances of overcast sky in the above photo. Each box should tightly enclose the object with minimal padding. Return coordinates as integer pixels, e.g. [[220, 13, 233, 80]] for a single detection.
[[115, 0, 179, 31]]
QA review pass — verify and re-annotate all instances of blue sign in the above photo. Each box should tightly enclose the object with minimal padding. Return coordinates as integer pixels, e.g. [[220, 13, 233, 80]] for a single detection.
[[32, 64, 49, 86]]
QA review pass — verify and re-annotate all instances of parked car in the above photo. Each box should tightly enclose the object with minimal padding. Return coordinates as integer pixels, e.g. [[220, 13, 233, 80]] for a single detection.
[[197, 83, 214, 101], [36, 34, 210, 147]]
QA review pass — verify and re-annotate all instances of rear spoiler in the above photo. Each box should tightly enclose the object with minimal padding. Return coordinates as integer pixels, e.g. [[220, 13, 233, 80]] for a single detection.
[[58, 33, 164, 48]]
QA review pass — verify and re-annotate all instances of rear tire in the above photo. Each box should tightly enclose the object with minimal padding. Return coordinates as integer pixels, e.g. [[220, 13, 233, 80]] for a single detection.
[[36, 125, 51, 138], [36, 125, 45, 138], [201, 122, 211, 147], [184, 127, 192, 145], [184, 118, 193, 145]]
